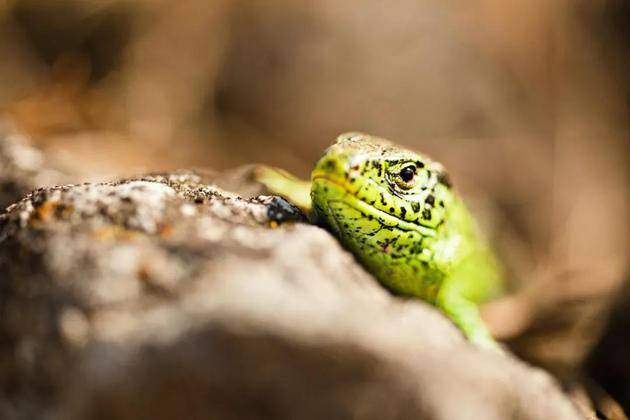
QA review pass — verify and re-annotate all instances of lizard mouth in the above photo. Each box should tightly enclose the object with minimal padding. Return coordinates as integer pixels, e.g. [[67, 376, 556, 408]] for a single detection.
[[312, 174, 437, 237]]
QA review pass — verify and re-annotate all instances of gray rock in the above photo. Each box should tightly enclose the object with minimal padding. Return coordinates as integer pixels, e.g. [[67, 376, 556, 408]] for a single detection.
[[0, 138, 582, 419]]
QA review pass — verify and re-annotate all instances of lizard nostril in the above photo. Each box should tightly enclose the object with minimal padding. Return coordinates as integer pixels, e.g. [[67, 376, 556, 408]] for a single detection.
[[323, 159, 337, 172]]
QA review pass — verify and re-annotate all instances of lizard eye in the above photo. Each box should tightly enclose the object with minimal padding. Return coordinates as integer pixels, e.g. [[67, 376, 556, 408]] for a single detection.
[[399, 165, 416, 183], [392, 165, 418, 190]]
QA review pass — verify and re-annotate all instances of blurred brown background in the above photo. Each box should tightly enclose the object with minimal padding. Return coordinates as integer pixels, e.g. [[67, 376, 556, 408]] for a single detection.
[[0, 0, 628, 412]]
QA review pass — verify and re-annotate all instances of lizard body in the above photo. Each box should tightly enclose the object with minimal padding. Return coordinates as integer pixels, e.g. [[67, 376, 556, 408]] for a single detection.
[[256, 132, 502, 348]]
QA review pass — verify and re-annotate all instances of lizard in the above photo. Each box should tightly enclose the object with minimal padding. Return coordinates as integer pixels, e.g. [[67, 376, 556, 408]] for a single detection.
[[255, 132, 503, 349]]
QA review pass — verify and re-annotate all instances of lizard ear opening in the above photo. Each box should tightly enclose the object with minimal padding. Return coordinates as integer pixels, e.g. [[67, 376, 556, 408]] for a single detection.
[[436, 169, 452, 188], [429, 162, 452, 188]]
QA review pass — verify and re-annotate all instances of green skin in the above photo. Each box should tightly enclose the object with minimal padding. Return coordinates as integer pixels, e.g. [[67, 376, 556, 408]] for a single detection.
[[256, 132, 502, 348]]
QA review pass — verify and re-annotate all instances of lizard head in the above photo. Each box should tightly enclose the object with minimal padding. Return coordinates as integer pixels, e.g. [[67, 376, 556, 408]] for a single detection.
[[311, 132, 453, 235]]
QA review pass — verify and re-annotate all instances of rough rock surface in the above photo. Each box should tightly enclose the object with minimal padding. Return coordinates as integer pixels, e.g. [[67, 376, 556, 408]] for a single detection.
[[0, 134, 583, 419]]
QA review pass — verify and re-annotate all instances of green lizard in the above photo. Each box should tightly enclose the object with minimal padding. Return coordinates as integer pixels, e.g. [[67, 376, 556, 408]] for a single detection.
[[256, 132, 503, 348]]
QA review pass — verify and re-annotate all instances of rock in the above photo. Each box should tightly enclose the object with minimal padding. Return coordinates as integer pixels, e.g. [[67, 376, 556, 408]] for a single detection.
[[0, 136, 583, 419]]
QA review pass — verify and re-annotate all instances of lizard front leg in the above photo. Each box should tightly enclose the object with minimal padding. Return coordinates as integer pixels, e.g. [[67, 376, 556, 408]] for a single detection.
[[436, 282, 499, 350], [254, 166, 312, 213]]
